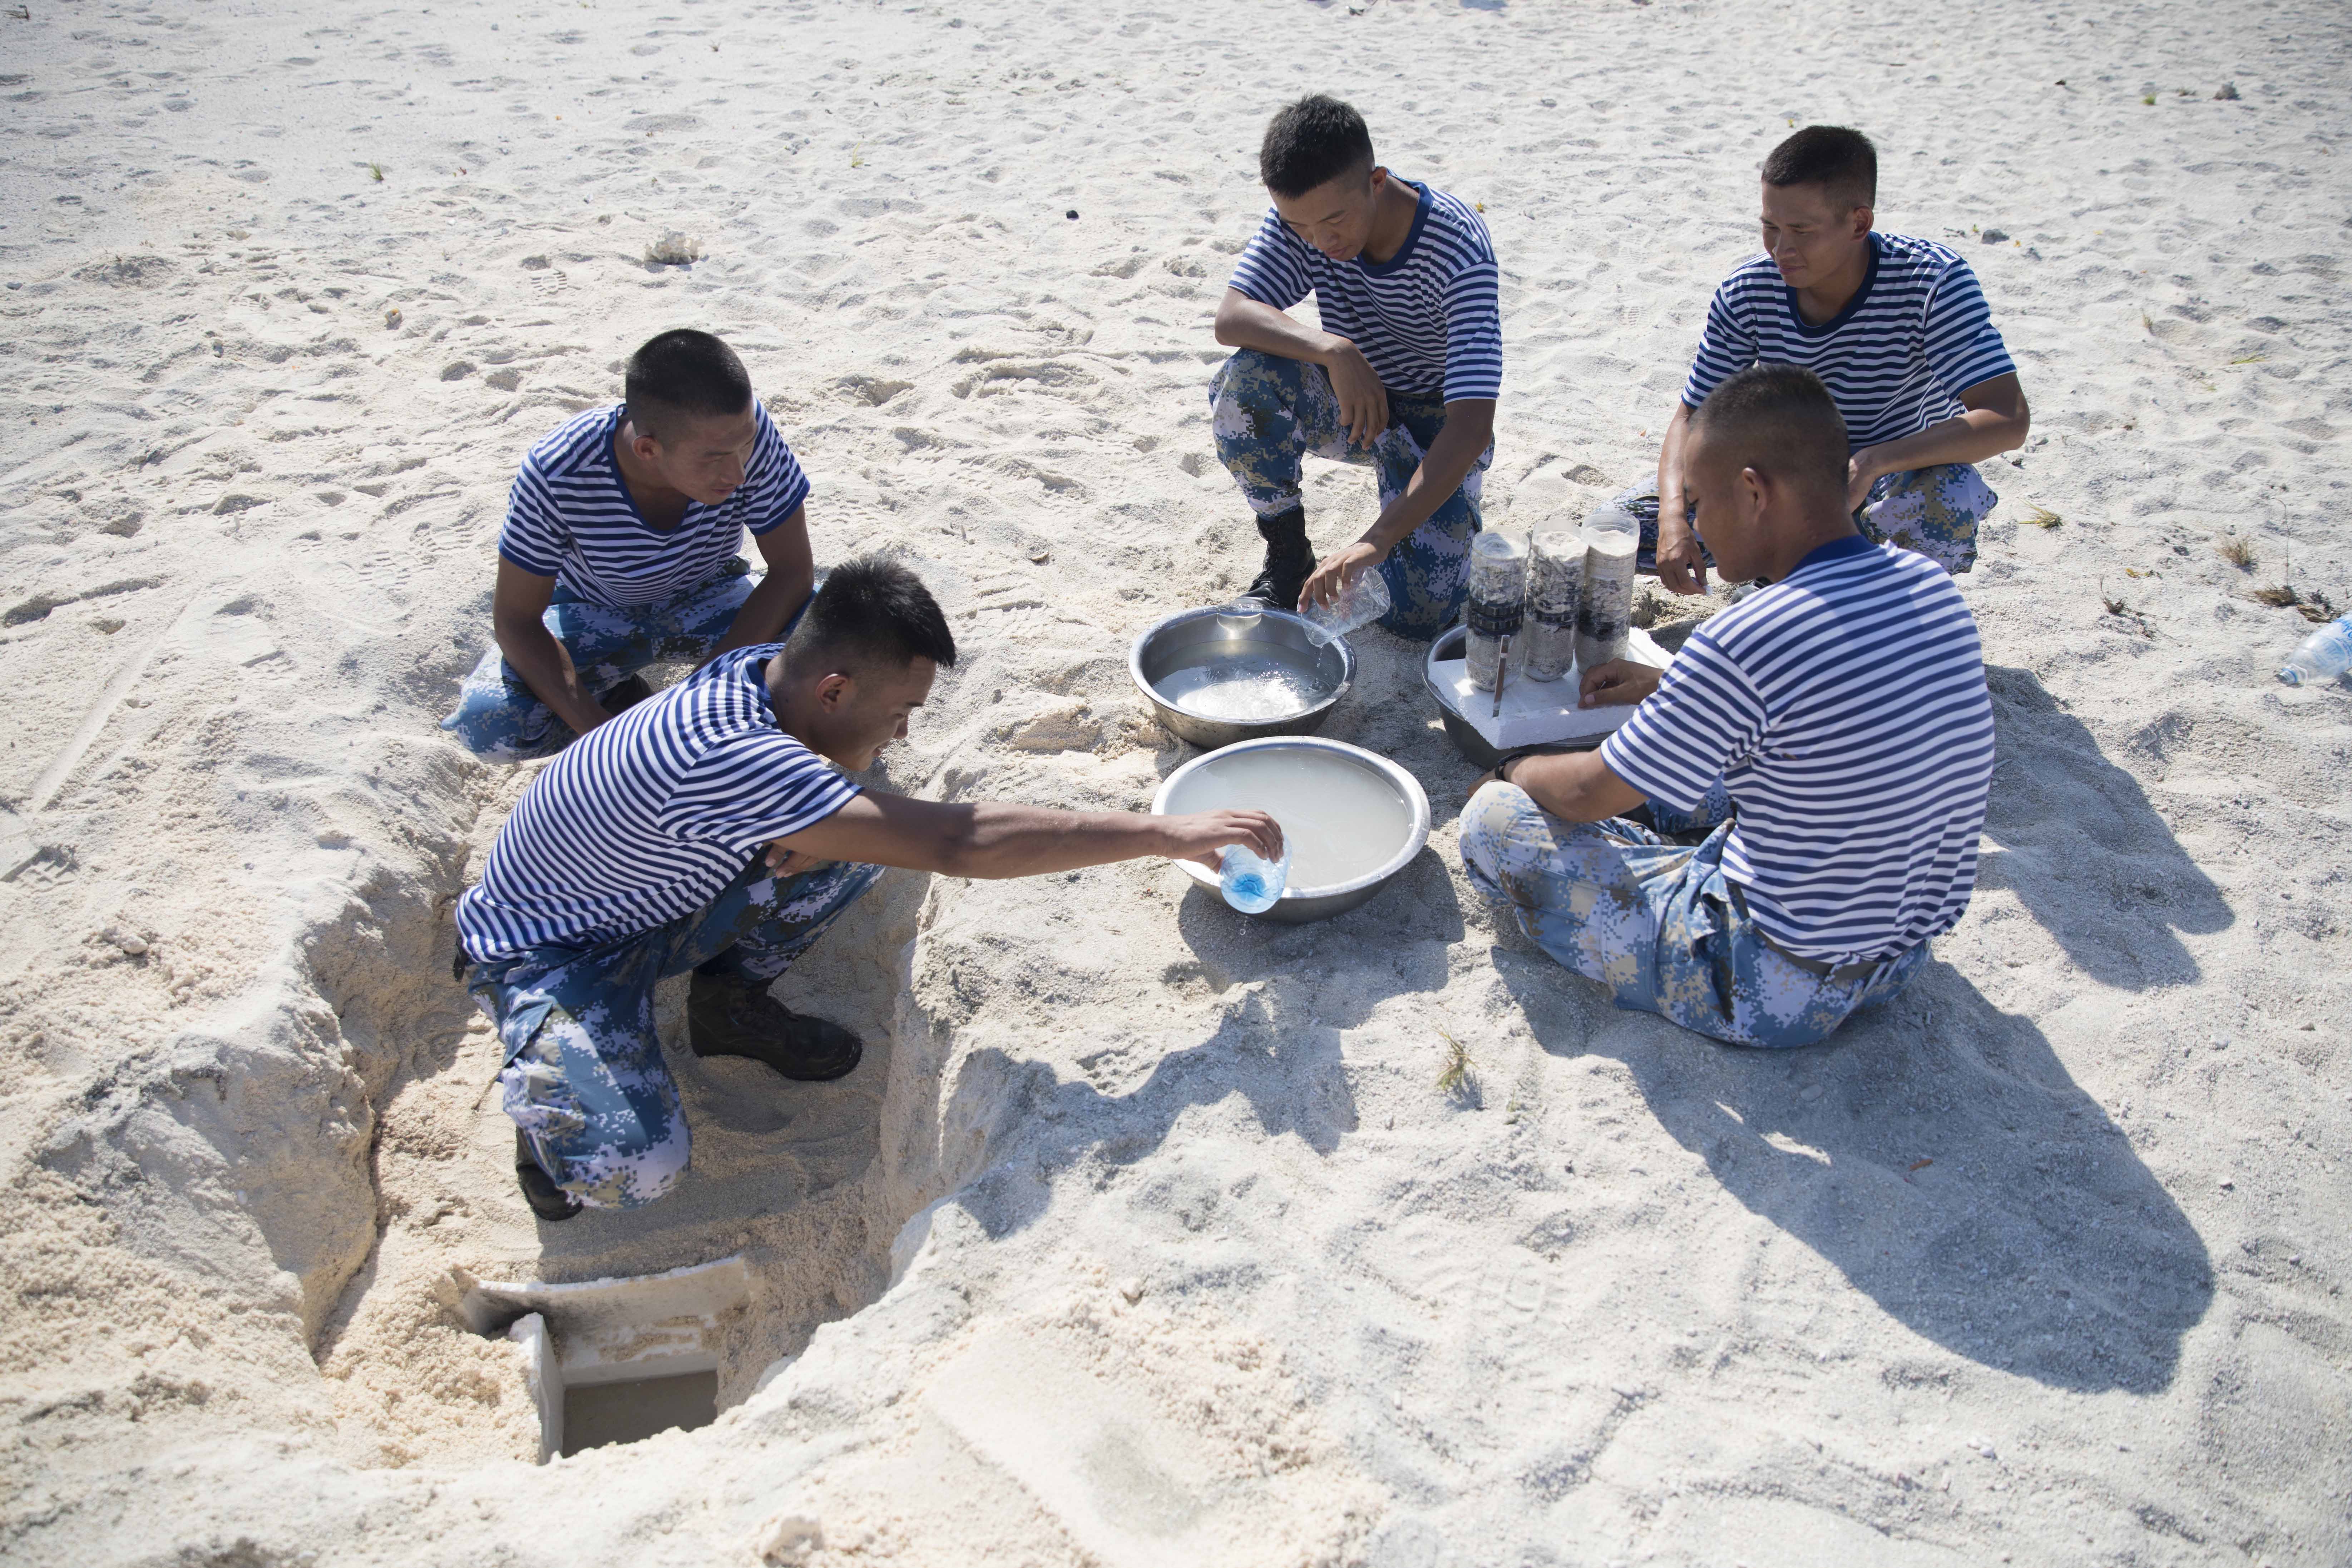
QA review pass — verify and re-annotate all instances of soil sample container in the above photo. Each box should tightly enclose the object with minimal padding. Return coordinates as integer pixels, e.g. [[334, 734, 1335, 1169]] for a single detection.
[[1576, 503, 1639, 671], [1522, 529, 1583, 683], [1463, 531, 1527, 691]]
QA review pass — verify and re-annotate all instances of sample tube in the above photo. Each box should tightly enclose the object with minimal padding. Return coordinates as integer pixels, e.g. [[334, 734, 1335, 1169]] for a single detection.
[[1463, 531, 1527, 692], [1575, 503, 1639, 671], [1522, 529, 1583, 683]]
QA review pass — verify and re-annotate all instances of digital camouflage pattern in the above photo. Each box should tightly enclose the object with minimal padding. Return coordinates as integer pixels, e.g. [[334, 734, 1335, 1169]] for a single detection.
[[1459, 781, 1924, 1050], [440, 560, 758, 762], [1614, 461, 1996, 581], [465, 855, 881, 1209], [1210, 348, 1491, 640]]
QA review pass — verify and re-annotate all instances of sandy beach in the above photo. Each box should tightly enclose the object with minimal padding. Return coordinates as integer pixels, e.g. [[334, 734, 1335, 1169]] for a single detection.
[[3, 0, 2349, 1562]]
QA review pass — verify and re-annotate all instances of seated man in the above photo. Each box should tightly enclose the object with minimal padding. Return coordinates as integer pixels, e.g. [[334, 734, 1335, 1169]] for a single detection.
[[455, 557, 1281, 1219], [1635, 124, 2030, 593], [442, 328, 820, 761], [1460, 366, 1995, 1049], [1210, 93, 1502, 639]]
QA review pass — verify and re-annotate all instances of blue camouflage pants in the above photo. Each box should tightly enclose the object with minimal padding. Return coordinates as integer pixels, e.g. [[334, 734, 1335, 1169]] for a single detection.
[[1459, 781, 1924, 1049], [464, 856, 883, 1209], [1617, 463, 1998, 580], [441, 562, 764, 763], [1209, 348, 1492, 640]]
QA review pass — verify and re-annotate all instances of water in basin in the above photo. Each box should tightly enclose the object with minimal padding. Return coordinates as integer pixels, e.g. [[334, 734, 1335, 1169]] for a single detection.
[[1163, 747, 1412, 889], [1152, 651, 1322, 723]]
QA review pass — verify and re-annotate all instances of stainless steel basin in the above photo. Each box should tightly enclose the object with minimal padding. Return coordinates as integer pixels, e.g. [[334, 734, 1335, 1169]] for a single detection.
[[1152, 736, 1432, 924], [1131, 604, 1354, 752]]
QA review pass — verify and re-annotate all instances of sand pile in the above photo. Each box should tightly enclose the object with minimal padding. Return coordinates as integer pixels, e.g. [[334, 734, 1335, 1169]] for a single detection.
[[2, 0, 2348, 1562]]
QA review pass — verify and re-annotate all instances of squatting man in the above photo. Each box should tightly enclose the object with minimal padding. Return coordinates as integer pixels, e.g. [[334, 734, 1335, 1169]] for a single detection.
[[455, 560, 1281, 1220]]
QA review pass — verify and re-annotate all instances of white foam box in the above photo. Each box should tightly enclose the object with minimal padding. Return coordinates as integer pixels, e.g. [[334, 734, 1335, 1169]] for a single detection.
[[1434, 626, 1675, 751]]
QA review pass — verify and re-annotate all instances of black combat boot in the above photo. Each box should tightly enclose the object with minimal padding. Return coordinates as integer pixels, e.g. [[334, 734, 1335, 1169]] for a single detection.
[[514, 1129, 583, 1222], [1243, 506, 1315, 612], [688, 971, 864, 1082]]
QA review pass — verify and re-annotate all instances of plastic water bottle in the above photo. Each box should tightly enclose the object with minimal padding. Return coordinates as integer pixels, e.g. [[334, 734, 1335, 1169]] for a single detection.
[[1300, 568, 1390, 647], [1219, 839, 1290, 914], [2278, 615, 2352, 687]]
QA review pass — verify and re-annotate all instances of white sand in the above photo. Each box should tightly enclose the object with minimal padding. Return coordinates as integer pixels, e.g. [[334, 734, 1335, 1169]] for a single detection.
[[3, 0, 2349, 1562]]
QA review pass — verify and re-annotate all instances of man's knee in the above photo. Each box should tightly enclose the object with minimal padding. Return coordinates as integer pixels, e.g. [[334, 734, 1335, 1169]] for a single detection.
[[1459, 781, 1537, 882], [442, 695, 547, 762]]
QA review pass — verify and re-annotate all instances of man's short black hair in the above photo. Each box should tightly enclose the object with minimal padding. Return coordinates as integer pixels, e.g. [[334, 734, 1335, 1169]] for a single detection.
[[1761, 125, 1877, 211], [1259, 94, 1376, 200], [1692, 365, 1850, 498], [624, 328, 752, 440], [782, 555, 958, 677]]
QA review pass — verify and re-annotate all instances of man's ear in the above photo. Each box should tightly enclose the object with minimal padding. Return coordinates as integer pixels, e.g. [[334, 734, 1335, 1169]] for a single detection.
[[629, 428, 662, 464], [1738, 465, 1771, 519], [813, 672, 853, 713], [1849, 203, 1874, 241]]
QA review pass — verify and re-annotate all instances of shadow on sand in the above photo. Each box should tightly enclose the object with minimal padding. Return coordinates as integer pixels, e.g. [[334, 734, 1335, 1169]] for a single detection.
[[1980, 664, 2233, 988]]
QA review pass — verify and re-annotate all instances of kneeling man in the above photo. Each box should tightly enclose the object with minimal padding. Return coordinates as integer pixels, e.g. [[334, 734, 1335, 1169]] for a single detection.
[[1211, 94, 1502, 639], [1640, 125, 2029, 592], [1461, 367, 1994, 1049], [442, 328, 819, 760], [457, 558, 1280, 1218]]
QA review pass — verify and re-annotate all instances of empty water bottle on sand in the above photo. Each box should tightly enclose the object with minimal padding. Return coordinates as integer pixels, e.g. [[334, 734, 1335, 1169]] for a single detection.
[[2278, 615, 2352, 687], [1219, 837, 1291, 914], [1300, 568, 1390, 647]]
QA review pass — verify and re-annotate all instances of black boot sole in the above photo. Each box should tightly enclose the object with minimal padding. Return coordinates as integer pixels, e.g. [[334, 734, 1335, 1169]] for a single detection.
[[514, 1129, 583, 1222]]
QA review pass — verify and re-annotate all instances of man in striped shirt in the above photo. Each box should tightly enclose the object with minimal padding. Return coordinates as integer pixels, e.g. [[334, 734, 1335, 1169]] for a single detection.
[[1634, 125, 2029, 590], [456, 559, 1282, 1218], [1210, 94, 1503, 639], [1461, 367, 1995, 1049], [440, 329, 821, 761]]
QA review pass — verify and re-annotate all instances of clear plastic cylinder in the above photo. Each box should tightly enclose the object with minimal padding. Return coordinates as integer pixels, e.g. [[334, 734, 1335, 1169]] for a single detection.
[[1463, 531, 1527, 691], [1521, 529, 1584, 683], [1575, 503, 1639, 671]]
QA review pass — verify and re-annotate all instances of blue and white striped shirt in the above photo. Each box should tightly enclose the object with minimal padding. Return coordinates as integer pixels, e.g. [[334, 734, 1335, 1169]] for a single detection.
[[1600, 536, 1994, 965], [456, 644, 860, 963], [1228, 180, 1503, 404], [498, 402, 810, 607], [1679, 232, 2017, 451]]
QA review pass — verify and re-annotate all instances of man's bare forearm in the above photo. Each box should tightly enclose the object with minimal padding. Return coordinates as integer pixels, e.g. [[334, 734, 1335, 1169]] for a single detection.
[[1368, 402, 1493, 549], [494, 615, 608, 733], [1214, 293, 1344, 366], [705, 566, 814, 662], [1655, 401, 1695, 525], [1859, 404, 2030, 476], [1499, 749, 1643, 824]]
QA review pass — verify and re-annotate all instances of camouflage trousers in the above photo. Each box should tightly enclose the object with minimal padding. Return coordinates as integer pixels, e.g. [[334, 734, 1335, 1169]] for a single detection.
[[463, 856, 882, 1209], [1209, 349, 1492, 640], [1615, 462, 1998, 580], [1458, 781, 1924, 1049], [441, 559, 777, 763]]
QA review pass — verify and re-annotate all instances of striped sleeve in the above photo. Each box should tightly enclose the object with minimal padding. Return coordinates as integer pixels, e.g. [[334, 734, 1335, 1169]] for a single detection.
[[1439, 252, 1504, 403], [1597, 629, 1764, 813], [1919, 257, 2018, 397], [657, 730, 861, 851], [741, 403, 812, 537], [496, 455, 566, 578], [1678, 273, 1759, 411], [1227, 211, 1313, 311]]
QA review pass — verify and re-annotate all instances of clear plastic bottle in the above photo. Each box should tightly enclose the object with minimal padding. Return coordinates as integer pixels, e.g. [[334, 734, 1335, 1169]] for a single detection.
[[1219, 839, 1291, 914], [1464, 531, 1528, 691], [1575, 503, 1639, 671], [1522, 529, 1583, 683], [1300, 568, 1392, 647], [2278, 615, 2352, 687]]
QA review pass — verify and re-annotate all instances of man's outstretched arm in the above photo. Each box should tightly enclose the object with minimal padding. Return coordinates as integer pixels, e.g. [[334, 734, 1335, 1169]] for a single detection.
[[490, 558, 613, 735], [766, 790, 1283, 880], [1653, 401, 1708, 596]]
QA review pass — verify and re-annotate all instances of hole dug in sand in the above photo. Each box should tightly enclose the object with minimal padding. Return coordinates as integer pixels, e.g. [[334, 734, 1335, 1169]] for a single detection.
[[456, 1256, 748, 1461]]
